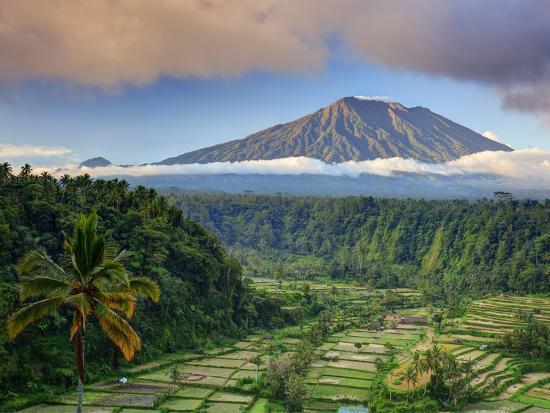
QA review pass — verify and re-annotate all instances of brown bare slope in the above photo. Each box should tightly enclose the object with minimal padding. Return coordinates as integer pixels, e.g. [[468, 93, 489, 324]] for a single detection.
[[160, 97, 512, 164]]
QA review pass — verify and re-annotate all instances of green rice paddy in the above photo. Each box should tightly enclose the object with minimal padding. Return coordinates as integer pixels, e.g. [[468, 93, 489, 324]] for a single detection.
[[14, 280, 550, 412]]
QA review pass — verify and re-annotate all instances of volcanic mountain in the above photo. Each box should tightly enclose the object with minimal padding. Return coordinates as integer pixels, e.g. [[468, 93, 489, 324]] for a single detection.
[[79, 157, 112, 168], [160, 97, 512, 164]]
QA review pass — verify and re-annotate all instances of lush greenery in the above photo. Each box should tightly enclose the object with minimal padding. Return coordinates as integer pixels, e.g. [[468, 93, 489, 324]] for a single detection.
[[0, 165, 286, 407], [7, 212, 161, 412], [501, 311, 550, 358], [170, 192, 549, 302]]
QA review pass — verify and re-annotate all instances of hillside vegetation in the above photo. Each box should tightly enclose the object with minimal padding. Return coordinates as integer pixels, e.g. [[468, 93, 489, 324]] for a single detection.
[[171, 192, 549, 302], [0, 167, 286, 407]]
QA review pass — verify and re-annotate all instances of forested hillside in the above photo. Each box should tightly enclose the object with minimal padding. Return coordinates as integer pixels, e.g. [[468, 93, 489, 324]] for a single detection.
[[0, 166, 283, 404], [170, 193, 549, 301]]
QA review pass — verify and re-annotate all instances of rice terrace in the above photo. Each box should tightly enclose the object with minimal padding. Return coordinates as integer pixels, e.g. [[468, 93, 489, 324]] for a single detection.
[[1, 1, 550, 412], [10, 277, 550, 413]]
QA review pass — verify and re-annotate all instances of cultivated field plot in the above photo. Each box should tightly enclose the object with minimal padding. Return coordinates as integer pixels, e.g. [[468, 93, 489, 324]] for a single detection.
[[443, 295, 550, 412], [457, 295, 550, 336], [514, 380, 550, 410], [250, 278, 421, 306], [307, 322, 425, 405], [27, 332, 274, 413]]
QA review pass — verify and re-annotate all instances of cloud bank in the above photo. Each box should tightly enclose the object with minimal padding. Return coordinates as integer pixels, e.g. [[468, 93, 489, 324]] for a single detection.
[[34, 149, 549, 187], [0, 1, 549, 119], [0, 143, 73, 158]]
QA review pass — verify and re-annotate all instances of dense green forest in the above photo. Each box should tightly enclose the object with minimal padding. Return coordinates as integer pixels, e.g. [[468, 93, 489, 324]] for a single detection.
[[0, 165, 289, 405], [169, 192, 549, 302]]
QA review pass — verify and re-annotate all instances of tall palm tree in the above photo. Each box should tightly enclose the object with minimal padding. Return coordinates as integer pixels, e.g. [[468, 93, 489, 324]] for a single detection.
[[0, 161, 13, 183], [7, 213, 160, 413], [20, 163, 32, 177]]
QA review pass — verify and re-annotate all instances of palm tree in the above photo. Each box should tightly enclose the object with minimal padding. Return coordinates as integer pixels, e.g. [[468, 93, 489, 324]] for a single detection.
[[0, 162, 13, 183], [20, 163, 32, 177], [7, 213, 160, 413], [401, 365, 418, 400], [411, 350, 422, 391]]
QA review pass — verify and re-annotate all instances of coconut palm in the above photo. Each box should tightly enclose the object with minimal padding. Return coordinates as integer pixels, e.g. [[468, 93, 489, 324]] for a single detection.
[[400, 364, 418, 400], [0, 162, 13, 183], [20, 163, 32, 177], [7, 213, 160, 413]]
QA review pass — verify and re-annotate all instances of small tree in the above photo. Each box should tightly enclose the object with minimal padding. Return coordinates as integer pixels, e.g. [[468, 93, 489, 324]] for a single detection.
[[249, 353, 264, 386], [285, 372, 307, 412], [384, 342, 397, 357], [169, 365, 185, 393]]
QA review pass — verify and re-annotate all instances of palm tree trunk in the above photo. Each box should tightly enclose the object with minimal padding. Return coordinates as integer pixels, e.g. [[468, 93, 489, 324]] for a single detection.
[[75, 331, 85, 413]]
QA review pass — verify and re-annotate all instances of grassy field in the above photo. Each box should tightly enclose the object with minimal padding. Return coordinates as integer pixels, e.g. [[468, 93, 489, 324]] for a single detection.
[[14, 281, 550, 412], [441, 295, 550, 412]]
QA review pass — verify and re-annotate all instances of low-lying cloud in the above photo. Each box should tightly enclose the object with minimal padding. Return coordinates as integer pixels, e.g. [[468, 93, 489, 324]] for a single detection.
[[36, 149, 550, 186], [0, 1, 549, 120], [0, 143, 73, 158]]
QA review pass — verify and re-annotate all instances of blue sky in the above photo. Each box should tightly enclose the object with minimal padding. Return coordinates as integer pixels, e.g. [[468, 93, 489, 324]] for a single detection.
[[0, 0, 549, 168], [1, 59, 548, 166]]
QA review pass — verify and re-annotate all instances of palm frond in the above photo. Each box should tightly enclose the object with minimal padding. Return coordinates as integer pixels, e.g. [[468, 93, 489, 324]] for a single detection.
[[96, 291, 136, 318], [18, 249, 72, 280], [18, 275, 72, 301], [7, 296, 64, 338], [91, 259, 130, 286], [65, 293, 92, 326], [69, 313, 80, 340], [113, 250, 133, 264], [129, 277, 160, 302], [94, 301, 141, 360], [67, 213, 101, 281]]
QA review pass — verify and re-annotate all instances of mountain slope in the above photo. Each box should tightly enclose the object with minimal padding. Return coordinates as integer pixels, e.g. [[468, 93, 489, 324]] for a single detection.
[[160, 97, 512, 164], [79, 156, 112, 168]]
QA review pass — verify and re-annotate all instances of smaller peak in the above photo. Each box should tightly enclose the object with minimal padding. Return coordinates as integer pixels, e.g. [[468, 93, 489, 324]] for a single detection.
[[79, 157, 112, 169]]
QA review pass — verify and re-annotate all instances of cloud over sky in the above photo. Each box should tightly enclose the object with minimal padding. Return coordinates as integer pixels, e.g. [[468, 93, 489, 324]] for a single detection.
[[31, 149, 549, 187], [0, 1, 549, 118], [0, 143, 73, 158], [482, 131, 502, 143]]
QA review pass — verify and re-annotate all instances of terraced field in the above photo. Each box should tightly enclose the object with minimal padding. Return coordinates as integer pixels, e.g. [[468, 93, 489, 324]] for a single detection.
[[251, 278, 421, 306], [18, 333, 274, 412], [15, 287, 549, 412], [303, 321, 426, 412], [15, 279, 427, 412], [439, 295, 550, 412], [457, 295, 550, 336]]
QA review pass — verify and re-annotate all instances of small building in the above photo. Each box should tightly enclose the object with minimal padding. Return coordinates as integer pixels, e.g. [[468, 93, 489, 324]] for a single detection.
[[479, 344, 488, 350]]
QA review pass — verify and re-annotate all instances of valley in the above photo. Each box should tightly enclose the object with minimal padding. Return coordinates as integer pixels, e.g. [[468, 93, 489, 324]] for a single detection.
[[16, 279, 550, 413], [3, 2, 550, 412], [0, 170, 547, 413]]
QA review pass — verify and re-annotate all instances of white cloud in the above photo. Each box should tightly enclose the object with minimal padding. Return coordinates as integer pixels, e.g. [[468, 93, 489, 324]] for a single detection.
[[0, 143, 73, 158], [353, 96, 394, 102], [35, 149, 550, 187], [482, 130, 502, 143]]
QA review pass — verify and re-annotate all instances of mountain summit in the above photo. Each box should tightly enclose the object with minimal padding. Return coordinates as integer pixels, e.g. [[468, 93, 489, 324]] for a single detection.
[[79, 157, 112, 168], [160, 97, 512, 164]]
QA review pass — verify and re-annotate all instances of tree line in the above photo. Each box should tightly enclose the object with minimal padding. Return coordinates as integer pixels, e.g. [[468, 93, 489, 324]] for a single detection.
[[0, 163, 287, 407], [169, 192, 549, 303]]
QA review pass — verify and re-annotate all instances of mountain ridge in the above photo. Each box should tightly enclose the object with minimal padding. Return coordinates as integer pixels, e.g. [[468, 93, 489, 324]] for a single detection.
[[160, 97, 512, 165]]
